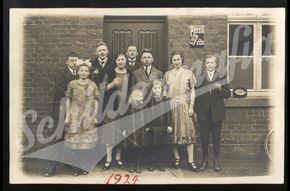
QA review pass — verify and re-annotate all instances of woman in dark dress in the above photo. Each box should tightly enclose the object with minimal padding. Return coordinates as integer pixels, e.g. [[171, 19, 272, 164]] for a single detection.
[[101, 52, 134, 170]]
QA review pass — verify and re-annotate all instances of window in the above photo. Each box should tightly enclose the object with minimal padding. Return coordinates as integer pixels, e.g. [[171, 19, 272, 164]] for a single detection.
[[227, 22, 276, 94]]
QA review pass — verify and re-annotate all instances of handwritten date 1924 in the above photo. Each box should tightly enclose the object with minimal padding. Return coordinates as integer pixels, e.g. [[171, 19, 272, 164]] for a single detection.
[[104, 173, 139, 184]]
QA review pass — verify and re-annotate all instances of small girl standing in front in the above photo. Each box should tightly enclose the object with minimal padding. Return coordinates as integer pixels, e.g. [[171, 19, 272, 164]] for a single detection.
[[64, 61, 99, 176], [124, 89, 147, 173], [146, 80, 171, 172]]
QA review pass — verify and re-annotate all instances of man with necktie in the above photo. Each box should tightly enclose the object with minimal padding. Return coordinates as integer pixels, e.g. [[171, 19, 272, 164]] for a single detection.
[[131, 48, 163, 172], [45, 53, 79, 177], [125, 44, 141, 72], [133, 48, 163, 92], [91, 42, 114, 87], [194, 54, 231, 172]]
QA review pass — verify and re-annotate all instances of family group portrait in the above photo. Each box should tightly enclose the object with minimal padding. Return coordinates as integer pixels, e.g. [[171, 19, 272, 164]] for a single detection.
[[9, 8, 285, 184]]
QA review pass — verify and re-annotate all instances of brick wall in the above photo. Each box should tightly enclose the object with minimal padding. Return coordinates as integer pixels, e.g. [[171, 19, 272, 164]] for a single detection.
[[23, 15, 103, 152], [167, 16, 272, 160], [168, 16, 227, 71], [22, 15, 271, 160]]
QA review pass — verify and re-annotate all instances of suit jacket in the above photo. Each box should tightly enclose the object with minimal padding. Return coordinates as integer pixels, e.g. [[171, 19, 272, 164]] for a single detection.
[[132, 65, 163, 92], [126, 59, 142, 73], [194, 71, 231, 121], [91, 57, 115, 86], [53, 66, 77, 118]]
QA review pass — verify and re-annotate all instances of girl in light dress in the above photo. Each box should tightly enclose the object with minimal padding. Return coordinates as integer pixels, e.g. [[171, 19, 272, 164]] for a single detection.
[[64, 60, 99, 176]]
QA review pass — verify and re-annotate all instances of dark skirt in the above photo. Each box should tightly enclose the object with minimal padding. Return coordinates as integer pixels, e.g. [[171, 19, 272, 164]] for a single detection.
[[99, 114, 125, 145]]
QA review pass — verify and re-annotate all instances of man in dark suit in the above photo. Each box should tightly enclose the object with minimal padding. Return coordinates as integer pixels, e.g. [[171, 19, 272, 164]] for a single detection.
[[133, 48, 163, 95], [125, 44, 142, 72], [91, 42, 114, 86], [194, 55, 231, 172], [45, 53, 79, 177], [131, 48, 163, 172], [91, 42, 114, 119]]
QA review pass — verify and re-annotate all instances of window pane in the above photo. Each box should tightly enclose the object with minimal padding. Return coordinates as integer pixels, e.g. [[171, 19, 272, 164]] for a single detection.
[[262, 57, 275, 89], [229, 24, 254, 56], [262, 25, 275, 56], [229, 58, 253, 89]]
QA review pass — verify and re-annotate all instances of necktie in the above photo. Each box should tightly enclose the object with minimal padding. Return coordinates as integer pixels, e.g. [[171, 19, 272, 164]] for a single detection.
[[209, 72, 213, 81], [73, 69, 76, 76], [146, 66, 150, 76], [99, 59, 106, 68]]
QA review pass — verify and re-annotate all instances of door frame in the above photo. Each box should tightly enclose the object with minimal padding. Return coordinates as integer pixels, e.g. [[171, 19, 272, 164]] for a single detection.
[[103, 16, 168, 71]]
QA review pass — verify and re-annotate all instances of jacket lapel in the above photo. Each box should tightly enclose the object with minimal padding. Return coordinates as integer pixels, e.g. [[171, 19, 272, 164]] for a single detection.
[[137, 67, 150, 83]]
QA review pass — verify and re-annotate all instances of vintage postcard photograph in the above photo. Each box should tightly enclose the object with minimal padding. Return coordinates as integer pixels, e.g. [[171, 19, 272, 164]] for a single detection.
[[9, 8, 285, 184]]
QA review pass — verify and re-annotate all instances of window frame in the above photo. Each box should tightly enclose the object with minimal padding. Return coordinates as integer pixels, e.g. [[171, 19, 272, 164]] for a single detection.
[[227, 20, 275, 97]]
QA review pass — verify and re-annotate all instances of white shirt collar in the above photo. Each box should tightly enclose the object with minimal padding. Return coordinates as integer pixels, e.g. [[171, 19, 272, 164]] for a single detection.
[[68, 66, 76, 76], [207, 70, 215, 81], [128, 58, 136, 62], [143, 64, 152, 70], [98, 57, 108, 65], [143, 64, 152, 75]]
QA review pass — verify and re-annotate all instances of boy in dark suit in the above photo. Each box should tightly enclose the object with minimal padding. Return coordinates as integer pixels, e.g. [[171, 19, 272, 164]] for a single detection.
[[45, 53, 79, 177], [194, 55, 231, 172], [125, 44, 141, 72]]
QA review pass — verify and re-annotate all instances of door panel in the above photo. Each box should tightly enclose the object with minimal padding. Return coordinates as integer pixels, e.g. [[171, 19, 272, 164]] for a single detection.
[[104, 16, 167, 72]]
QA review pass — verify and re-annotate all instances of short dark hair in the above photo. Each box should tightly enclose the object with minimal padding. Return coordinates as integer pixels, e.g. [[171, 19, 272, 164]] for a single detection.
[[114, 52, 127, 61], [126, 44, 137, 50], [96, 42, 108, 49], [140, 48, 154, 57], [170, 51, 184, 64], [67, 53, 79, 59]]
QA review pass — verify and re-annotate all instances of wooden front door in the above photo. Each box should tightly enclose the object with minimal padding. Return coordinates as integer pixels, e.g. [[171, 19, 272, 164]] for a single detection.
[[104, 16, 168, 72]]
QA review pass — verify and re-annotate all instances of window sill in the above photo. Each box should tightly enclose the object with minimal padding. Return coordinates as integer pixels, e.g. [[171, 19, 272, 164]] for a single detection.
[[225, 96, 273, 107]]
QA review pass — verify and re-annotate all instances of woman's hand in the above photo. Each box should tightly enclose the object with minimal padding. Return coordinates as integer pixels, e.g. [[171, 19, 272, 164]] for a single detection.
[[188, 105, 194, 117], [65, 115, 70, 125], [167, 126, 173, 133], [193, 112, 198, 121], [113, 77, 122, 86], [94, 118, 98, 125]]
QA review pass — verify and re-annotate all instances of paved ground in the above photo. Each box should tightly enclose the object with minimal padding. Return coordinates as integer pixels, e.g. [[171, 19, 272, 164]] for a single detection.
[[22, 159, 272, 184]]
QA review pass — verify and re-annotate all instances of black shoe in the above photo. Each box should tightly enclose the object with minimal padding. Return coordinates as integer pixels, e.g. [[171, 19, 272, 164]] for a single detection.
[[157, 164, 166, 171], [81, 170, 89, 175], [213, 159, 221, 172], [199, 160, 208, 171], [116, 160, 124, 169], [103, 161, 112, 171], [72, 167, 80, 176], [174, 159, 180, 169], [136, 163, 142, 173], [129, 164, 135, 173], [44, 165, 57, 177], [188, 162, 200, 172], [148, 163, 156, 171]]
